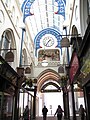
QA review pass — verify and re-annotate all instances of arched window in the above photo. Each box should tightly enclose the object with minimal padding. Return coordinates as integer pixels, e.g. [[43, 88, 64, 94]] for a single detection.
[[0, 31, 10, 58], [12, 6, 15, 19], [16, 16, 19, 27], [0, 10, 5, 25], [0, 29, 16, 65], [22, 49, 28, 65]]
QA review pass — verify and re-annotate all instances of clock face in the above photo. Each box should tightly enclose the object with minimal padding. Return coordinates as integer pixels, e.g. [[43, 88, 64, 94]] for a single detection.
[[40, 34, 58, 48], [43, 36, 54, 47]]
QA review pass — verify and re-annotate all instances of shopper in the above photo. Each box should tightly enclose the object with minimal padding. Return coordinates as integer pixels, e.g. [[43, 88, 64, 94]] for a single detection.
[[54, 105, 64, 120], [42, 105, 48, 120], [79, 104, 86, 120], [23, 105, 29, 120]]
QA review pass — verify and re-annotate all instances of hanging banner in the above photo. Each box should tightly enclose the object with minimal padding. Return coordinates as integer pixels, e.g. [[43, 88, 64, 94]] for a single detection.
[[69, 52, 79, 83]]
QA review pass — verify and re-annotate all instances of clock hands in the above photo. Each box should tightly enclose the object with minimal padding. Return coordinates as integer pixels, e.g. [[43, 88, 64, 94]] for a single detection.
[[46, 39, 52, 46], [42, 36, 55, 47]]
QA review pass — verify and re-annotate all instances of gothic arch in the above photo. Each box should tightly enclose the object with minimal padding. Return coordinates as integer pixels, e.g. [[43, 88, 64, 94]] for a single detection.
[[71, 25, 78, 35], [37, 69, 62, 92], [22, 48, 28, 65]]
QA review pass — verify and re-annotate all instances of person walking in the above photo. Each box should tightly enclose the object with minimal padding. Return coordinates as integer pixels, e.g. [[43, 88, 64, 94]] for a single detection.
[[42, 105, 48, 120], [23, 105, 29, 120], [79, 104, 86, 120], [54, 105, 64, 120]]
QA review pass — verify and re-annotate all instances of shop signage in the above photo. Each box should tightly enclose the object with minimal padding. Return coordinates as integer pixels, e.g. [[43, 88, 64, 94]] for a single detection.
[[81, 48, 90, 76], [69, 52, 79, 83]]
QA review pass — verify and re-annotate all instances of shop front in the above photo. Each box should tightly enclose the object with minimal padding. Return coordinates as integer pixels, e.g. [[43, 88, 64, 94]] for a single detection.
[[0, 55, 20, 120], [77, 22, 90, 120]]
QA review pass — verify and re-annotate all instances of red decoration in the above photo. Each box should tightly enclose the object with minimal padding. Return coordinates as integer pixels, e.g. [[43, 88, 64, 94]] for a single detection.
[[69, 52, 79, 83]]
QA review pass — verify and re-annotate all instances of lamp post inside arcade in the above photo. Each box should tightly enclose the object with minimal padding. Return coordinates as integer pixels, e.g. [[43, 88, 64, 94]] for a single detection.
[[58, 66, 70, 120], [32, 78, 37, 120], [59, 26, 70, 120]]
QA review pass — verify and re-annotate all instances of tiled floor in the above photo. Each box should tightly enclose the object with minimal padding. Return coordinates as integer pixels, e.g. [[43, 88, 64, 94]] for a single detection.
[[36, 116, 84, 120]]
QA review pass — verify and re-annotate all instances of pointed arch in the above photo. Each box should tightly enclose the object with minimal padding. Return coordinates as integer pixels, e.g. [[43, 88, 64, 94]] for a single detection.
[[37, 69, 62, 92]]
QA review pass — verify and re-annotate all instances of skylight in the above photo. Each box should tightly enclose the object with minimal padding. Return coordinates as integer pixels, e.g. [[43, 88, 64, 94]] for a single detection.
[[25, 0, 66, 40]]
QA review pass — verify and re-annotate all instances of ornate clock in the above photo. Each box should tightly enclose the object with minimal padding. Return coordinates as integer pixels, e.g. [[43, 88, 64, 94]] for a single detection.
[[43, 36, 54, 47], [40, 34, 57, 48]]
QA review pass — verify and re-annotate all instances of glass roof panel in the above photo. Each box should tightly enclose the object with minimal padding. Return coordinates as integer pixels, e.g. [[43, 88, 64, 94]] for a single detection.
[[25, 0, 66, 40]]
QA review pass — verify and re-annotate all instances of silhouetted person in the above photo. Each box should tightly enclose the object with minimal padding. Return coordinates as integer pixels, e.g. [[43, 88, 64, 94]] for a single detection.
[[54, 105, 64, 120], [23, 105, 29, 120], [42, 105, 48, 120], [79, 104, 86, 120]]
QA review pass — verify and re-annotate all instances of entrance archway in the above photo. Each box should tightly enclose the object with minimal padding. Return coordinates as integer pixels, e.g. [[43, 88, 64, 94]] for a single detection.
[[37, 69, 62, 92], [36, 69, 64, 116]]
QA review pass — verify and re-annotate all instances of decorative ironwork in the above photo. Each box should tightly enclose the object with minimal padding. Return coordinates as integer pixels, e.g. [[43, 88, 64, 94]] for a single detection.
[[22, 77, 37, 90], [60, 75, 68, 87]]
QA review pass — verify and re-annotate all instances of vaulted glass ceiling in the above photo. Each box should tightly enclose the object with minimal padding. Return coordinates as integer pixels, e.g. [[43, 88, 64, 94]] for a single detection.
[[21, 0, 66, 40]]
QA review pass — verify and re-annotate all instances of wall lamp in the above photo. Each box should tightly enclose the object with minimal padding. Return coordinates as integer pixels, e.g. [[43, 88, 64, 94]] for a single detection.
[[60, 37, 70, 47], [0, 48, 16, 62], [21, 64, 32, 74]]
